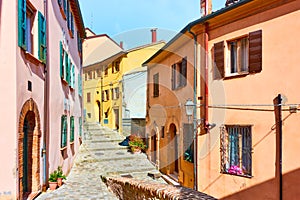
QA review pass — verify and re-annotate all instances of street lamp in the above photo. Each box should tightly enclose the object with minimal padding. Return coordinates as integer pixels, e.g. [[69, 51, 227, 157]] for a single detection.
[[185, 99, 194, 123]]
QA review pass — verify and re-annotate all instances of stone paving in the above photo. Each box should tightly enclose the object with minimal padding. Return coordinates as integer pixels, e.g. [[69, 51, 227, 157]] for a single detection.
[[35, 123, 165, 200]]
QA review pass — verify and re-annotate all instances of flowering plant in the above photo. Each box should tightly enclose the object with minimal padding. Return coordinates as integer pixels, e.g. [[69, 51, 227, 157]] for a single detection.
[[228, 165, 243, 175]]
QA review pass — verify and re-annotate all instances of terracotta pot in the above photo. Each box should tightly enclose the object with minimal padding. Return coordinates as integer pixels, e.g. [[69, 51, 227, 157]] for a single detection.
[[49, 182, 57, 190], [57, 178, 63, 187]]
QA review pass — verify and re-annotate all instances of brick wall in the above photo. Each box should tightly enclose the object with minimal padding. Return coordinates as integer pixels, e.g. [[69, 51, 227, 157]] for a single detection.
[[101, 176, 217, 200]]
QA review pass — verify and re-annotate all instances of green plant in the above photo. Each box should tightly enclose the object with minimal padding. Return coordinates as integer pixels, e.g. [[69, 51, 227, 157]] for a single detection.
[[49, 170, 58, 182], [57, 166, 66, 179], [128, 134, 146, 152]]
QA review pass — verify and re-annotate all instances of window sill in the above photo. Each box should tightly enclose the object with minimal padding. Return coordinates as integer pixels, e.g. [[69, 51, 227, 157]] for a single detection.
[[222, 172, 252, 178], [25, 52, 43, 66], [60, 146, 67, 151], [224, 71, 249, 79]]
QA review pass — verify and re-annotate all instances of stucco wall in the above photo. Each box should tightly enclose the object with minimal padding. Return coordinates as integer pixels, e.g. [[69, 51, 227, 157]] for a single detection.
[[0, 0, 17, 198], [198, 1, 300, 199]]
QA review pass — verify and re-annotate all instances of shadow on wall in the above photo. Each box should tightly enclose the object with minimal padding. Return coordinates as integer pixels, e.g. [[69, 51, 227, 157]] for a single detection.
[[222, 168, 300, 200]]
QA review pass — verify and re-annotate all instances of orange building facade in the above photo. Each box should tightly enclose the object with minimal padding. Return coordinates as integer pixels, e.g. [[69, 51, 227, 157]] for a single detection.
[[145, 0, 300, 198]]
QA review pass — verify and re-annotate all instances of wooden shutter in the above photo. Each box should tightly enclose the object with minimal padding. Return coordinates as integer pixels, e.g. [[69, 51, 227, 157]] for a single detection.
[[60, 41, 64, 78], [70, 116, 74, 142], [153, 73, 159, 97], [72, 65, 75, 88], [18, 0, 26, 49], [78, 74, 82, 96], [181, 57, 187, 87], [214, 41, 225, 79], [249, 30, 262, 73], [38, 12, 46, 63], [66, 56, 70, 84], [171, 64, 176, 90], [61, 115, 67, 148]]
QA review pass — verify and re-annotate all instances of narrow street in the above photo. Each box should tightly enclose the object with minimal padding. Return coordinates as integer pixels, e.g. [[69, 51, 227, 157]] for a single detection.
[[36, 123, 165, 200]]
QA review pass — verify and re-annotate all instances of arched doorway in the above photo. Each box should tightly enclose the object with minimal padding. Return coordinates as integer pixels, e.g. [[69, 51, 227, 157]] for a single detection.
[[168, 123, 179, 176], [18, 99, 41, 199]]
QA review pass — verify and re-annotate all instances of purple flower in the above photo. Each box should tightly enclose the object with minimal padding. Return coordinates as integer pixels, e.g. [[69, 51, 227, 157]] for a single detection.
[[228, 165, 243, 175]]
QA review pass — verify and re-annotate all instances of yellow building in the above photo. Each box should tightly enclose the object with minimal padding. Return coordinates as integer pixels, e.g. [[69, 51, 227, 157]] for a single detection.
[[83, 28, 165, 133], [101, 39, 165, 133], [83, 28, 125, 123]]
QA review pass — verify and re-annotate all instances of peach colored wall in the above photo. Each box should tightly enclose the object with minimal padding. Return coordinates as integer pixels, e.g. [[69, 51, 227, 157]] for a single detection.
[[197, 1, 300, 199], [146, 36, 196, 188], [0, 0, 17, 198]]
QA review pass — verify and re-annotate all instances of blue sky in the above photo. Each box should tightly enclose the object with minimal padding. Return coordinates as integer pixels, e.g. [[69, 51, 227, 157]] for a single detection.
[[78, 1, 225, 49]]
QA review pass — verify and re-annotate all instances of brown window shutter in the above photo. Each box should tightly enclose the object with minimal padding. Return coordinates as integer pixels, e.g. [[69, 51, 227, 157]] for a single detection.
[[214, 41, 225, 79], [249, 30, 262, 73], [171, 64, 176, 90], [181, 57, 187, 86]]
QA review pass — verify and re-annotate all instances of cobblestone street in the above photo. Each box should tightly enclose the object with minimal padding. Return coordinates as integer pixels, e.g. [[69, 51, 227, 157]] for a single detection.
[[36, 123, 165, 200]]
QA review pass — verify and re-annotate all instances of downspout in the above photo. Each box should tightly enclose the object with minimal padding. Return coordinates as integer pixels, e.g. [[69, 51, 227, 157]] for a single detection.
[[188, 27, 198, 191], [204, 23, 209, 132], [42, 0, 49, 190]]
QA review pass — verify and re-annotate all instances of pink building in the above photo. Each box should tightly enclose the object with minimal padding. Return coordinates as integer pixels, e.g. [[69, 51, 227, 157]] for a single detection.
[[0, 0, 85, 199]]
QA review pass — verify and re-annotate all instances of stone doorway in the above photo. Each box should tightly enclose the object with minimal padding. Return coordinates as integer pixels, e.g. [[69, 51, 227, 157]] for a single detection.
[[18, 98, 41, 200]]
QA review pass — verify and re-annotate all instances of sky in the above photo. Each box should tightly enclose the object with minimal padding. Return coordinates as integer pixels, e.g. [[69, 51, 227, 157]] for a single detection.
[[77, 0, 225, 49]]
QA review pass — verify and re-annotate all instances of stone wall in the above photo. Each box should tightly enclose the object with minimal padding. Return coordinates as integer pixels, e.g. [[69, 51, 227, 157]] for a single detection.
[[101, 176, 217, 200]]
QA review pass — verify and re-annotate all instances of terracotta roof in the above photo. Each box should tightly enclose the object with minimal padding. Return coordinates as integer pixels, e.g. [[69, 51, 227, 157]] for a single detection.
[[69, 0, 85, 39]]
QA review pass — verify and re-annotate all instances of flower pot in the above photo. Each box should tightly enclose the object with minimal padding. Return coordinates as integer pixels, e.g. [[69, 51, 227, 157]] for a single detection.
[[132, 148, 141, 154], [49, 181, 57, 190], [57, 177, 63, 187]]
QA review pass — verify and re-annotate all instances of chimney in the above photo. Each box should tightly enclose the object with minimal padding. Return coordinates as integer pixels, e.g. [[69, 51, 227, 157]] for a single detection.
[[151, 28, 157, 43], [200, 0, 212, 17], [119, 41, 123, 49]]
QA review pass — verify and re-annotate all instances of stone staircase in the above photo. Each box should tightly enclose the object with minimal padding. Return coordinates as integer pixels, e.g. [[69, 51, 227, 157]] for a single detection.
[[83, 122, 166, 183]]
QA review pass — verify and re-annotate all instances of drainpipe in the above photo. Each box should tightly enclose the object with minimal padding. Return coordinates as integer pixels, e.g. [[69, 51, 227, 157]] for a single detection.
[[204, 23, 209, 132], [42, 0, 49, 190], [188, 27, 198, 191]]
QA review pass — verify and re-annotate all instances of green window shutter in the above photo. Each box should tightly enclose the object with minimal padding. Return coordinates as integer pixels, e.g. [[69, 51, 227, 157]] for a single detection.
[[65, 53, 69, 82], [60, 41, 64, 78], [70, 116, 74, 142], [78, 74, 81, 96], [18, 0, 26, 49], [77, 32, 82, 55], [61, 115, 67, 148], [66, 58, 70, 84], [63, 0, 67, 15], [38, 12, 46, 63]]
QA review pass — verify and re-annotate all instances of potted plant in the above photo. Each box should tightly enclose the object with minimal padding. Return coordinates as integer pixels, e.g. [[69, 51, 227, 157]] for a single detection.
[[56, 166, 66, 187], [128, 134, 146, 153], [48, 170, 58, 190]]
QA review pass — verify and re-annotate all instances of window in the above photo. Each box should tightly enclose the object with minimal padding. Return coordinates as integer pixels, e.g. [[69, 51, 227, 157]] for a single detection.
[[104, 66, 108, 76], [26, 3, 35, 54], [220, 125, 252, 177], [18, 1, 46, 63], [153, 73, 159, 97], [105, 90, 110, 101], [112, 87, 119, 100], [172, 57, 187, 90], [70, 116, 74, 142], [214, 30, 262, 79], [87, 92, 91, 103], [61, 115, 67, 148], [69, 64, 75, 89], [88, 71, 93, 80], [228, 37, 248, 75], [96, 69, 101, 78], [112, 61, 120, 73]]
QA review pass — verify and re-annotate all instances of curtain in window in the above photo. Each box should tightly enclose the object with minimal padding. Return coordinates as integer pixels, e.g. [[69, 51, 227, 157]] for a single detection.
[[229, 127, 239, 166]]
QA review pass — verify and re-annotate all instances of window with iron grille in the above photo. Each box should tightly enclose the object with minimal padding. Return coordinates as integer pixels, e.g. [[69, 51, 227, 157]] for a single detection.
[[61, 115, 68, 148], [220, 125, 252, 177], [171, 57, 187, 90]]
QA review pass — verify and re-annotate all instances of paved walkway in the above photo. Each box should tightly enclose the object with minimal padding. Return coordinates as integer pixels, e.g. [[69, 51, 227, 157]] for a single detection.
[[35, 123, 165, 200]]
